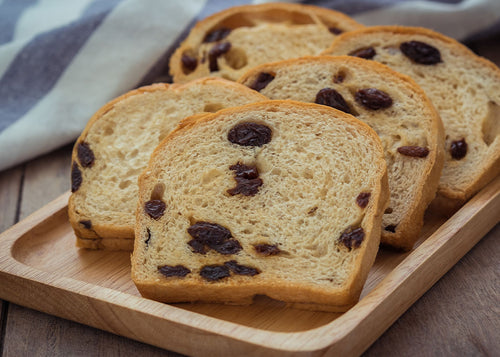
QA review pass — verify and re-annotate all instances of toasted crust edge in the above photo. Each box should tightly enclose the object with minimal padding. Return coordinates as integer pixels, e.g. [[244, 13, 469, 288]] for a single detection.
[[324, 25, 500, 209], [238, 55, 445, 250], [169, 2, 364, 83], [68, 78, 267, 248], [132, 100, 389, 311]]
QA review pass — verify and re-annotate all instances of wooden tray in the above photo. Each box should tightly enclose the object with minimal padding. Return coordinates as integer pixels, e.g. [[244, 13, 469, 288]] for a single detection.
[[0, 177, 498, 356]]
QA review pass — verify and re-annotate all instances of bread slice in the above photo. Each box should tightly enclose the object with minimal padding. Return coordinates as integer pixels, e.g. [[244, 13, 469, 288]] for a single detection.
[[238, 56, 445, 250], [68, 78, 266, 250], [131, 100, 389, 312], [169, 3, 364, 83], [323, 26, 500, 211]]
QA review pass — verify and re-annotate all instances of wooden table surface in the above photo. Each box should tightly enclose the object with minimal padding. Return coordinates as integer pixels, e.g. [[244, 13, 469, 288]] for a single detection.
[[1, 37, 499, 356]]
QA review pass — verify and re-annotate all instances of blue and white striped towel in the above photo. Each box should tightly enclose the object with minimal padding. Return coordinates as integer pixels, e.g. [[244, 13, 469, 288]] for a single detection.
[[1, 0, 499, 171]]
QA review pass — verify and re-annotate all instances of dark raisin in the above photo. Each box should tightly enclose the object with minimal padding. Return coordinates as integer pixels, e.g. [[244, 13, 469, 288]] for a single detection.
[[254, 243, 281, 256], [355, 88, 393, 110], [228, 122, 272, 147], [145, 228, 151, 246], [71, 163, 82, 192], [188, 221, 232, 246], [348, 47, 376, 60], [384, 225, 397, 233], [249, 72, 275, 92], [356, 192, 371, 208], [450, 138, 467, 160], [200, 265, 230, 281], [203, 27, 231, 43], [188, 239, 206, 254], [144, 199, 166, 219], [77, 142, 95, 168], [79, 220, 92, 229], [315, 88, 352, 114], [211, 239, 242, 255], [208, 42, 231, 72], [400, 41, 442, 65], [158, 265, 190, 278], [181, 54, 197, 72], [227, 162, 262, 196], [338, 227, 365, 250], [328, 27, 343, 35], [397, 146, 429, 158], [224, 260, 260, 276]]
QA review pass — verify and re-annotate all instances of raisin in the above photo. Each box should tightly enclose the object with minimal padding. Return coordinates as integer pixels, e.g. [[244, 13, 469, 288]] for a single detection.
[[208, 42, 231, 72], [200, 265, 230, 281], [188, 221, 232, 246], [338, 227, 365, 250], [315, 88, 352, 114], [356, 192, 371, 208], [450, 138, 467, 160], [400, 41, 442, 65], [79, 220, 92, 229], [348, 47, 376, 60], [212, 239, 242, 255], [77, 142, 95, 168], [228, 122, 272, 147], [254, 243, 281, 256], [384, 225, 397, 233], [188, 239, 206, 254], [227, 162, 263, 196], [249, 72, 275, 92], [181, 54, 197, 72], [203, 27, 231, 43], [144, 199, 166, 219], [145, 228, 151, 246], [224, 260, 260, 276], [355, 88, 393, 110], [71, 163, 82, 192], [158, 265, 190, 278], [397, 146, 429, 158], [328, 27, 343, 35]]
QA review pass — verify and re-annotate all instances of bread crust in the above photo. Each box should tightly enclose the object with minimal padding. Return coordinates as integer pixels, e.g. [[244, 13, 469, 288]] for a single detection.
[[238, 55, 444, 250], [324, 26, 500, 211], [68, 78, 266, 250], [169, 2, 364, 83], [132, 100, 389, 311]]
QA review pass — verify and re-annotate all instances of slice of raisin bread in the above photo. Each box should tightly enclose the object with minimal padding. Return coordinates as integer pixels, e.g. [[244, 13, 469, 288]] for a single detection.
[[68, 78, 266, 250], [131, 100, 389, 312], [238, 56, 445, 250], [169, 3, 364, 83], [323, 26, 500, 211]]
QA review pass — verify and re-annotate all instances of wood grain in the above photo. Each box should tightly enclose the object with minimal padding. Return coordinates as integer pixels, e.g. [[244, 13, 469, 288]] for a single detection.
[[364, 224, 500, 356], [0, 175, 498, 356], [1, 146, 184, 357], [0, 163, 23, 353], [0, 166, 23, 233], [0, 33, 498, 357]]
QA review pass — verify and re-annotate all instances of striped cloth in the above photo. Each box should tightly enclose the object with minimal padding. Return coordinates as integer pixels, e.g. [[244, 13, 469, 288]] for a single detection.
[[0, 0, 499, 171]]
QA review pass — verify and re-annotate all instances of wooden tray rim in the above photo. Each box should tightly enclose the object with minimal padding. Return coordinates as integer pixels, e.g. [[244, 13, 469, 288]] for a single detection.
[[0, 177, 498, 355]]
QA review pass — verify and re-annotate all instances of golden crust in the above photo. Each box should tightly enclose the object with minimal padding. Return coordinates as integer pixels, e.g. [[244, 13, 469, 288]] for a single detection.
[[132, 100, 389, 311], [169, 2, 364, 83], [324, 26, 500, 210], [238, 56, 444, 250], [68, 78, 267, 249]]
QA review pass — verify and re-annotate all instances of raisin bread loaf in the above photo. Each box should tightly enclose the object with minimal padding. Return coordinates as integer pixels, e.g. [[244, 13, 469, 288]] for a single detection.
[[131, 100, 389, 312], [169, 3, 364, 83], [238, 56, 445, 250], [323, 26, 500, 211], [68, 78, 266, 250]]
